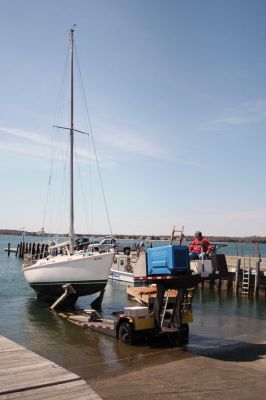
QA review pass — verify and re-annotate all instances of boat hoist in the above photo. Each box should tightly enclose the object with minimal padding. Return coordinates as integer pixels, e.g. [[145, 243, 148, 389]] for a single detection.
[[53, 245, 200, 346]]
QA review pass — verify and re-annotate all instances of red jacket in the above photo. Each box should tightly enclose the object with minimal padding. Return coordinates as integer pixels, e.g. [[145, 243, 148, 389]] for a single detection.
[[189, 238, 212, 254]]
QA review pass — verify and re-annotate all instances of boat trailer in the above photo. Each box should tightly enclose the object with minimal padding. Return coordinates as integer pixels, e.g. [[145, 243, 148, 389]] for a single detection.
[[52, 245, 200, 346], [54, 274, 199, 346]]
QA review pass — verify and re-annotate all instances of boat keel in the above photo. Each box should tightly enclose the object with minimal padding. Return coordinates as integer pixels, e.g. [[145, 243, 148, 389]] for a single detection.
[[91, 288, 105, 310]]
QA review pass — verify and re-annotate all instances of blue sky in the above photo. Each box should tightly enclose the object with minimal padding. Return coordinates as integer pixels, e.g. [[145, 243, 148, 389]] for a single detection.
[[1, 0, 266, 237]]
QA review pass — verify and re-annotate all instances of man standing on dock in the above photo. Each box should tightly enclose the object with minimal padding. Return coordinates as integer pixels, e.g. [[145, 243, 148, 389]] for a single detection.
[[189, 231, 212, 260]]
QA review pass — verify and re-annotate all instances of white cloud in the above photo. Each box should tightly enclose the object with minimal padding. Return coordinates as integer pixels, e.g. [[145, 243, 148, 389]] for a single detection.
[[204, 100, 266, 130], [0, 142, 53, 159], [0, 126, 53, 146], [0, 126, 101, 165], [0, 124, 204, 167], [95, 123, 205, 167]]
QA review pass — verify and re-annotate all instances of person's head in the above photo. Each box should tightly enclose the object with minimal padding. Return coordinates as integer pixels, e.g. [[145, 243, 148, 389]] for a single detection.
[[195, 231, 203, 239]]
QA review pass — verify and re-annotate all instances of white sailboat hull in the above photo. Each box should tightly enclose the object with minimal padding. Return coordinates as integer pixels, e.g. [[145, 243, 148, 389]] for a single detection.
[[23, 251, 114, 302]]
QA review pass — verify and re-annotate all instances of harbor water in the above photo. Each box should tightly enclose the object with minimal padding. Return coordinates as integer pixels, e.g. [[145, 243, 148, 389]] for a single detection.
[[1, 234, 266, 382]]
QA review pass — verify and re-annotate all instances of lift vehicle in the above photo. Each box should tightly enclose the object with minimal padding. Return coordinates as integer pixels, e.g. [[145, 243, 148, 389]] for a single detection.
[[54, 244, 200, 346]]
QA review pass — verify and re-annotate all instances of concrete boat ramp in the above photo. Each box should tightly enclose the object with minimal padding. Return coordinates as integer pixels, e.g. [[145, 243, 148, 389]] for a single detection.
[[91, 340, 266, 400], [0, 335, 101, 399]]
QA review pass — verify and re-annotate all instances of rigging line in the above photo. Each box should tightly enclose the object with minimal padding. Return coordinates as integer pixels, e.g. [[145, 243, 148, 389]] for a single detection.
[[90, 125, 113, 236], [42, 44, 69, 232], [73, 45, 94, 235], [55, 148, 68, 235], [93, 141, 112, 234], [74, 41, 113, 236], [87, 134, 94, 235], [75, 141, 93, 234], [75, 132, 95, 235], [52, 142, 69, 236]]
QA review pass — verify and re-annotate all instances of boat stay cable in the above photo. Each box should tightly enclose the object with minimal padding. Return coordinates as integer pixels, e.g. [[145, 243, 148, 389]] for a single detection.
[[74, 40, 113, 237], [41, 30, 113, 239], [41, 43, 70, 239]]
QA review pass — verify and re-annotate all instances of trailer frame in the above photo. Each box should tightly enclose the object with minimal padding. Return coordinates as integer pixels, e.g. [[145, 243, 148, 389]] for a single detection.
[[54, 274, 199, 346]]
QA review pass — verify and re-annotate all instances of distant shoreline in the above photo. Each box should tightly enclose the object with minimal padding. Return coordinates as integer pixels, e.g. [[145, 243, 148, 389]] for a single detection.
[[1, 229, 266, 243]]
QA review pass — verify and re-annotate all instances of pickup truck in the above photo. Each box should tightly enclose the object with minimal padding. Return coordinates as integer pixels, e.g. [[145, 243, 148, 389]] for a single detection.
[[89, 238, 137, 254]]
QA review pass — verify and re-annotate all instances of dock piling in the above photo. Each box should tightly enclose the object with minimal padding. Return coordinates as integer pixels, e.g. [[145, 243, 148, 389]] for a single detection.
[[254, 260, 260, 298], [234, 258, 241, 295]]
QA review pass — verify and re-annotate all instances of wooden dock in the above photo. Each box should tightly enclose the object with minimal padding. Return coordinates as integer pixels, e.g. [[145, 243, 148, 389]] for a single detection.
[[0, 335, 101, 399]]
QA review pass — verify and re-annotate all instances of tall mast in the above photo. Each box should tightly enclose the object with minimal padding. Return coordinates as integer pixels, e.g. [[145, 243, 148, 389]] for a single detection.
[[69, 28, 75, 252]]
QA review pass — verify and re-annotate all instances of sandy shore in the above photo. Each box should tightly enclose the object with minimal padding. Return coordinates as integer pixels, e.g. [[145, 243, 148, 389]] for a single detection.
[[90, 341, 266, 400]]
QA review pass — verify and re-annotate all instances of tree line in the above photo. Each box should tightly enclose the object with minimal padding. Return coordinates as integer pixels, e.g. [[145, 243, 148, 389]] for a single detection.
[[1, 229, 266, 243]]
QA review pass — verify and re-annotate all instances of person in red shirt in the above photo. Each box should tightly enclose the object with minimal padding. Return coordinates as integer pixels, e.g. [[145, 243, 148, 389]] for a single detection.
[[189, 231, 212, 260]]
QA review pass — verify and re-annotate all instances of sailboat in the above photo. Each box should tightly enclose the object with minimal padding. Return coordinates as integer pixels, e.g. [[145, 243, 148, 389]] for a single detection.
[[22, 28, 114, 307]]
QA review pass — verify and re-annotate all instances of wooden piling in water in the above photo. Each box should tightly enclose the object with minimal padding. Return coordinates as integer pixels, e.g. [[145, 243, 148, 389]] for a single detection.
[[15, 243, 19, 257], [14, 241, 49, 259], [19, 242, 23, 258], [209, 275, 215, 289], [40, 243, 45, 258], [254, 260, 260, 298], [234, 258, 241, 295], [36, 243, 40, 259]]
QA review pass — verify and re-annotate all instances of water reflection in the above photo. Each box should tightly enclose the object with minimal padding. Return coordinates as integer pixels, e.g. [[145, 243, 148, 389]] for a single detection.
[[189, 288, 266, 357]]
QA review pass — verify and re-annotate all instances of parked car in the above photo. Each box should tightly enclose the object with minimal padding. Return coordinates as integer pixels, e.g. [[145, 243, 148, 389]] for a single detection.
[[88, 238, 116, 252], [89, 238, 136, 254], [74, 237, 91, 250]]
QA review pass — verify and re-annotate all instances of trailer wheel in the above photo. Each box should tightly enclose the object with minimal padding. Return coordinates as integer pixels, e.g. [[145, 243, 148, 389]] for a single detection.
[[167, 333, 180, 347], [118, 322, 134, 344], [181, 324, 189, 344]]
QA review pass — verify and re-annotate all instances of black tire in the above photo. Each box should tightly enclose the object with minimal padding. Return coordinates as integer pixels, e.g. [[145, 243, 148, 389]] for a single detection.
[[118, 322, 134, 345], [167, 333, 181, 347], [180, 323, 189, 344], [124, 248, 130, 255]]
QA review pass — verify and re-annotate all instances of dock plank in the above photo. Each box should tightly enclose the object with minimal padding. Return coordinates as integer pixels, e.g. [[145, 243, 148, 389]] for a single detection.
[[0, 336, 101, 399], [1, 381, 98, 400]]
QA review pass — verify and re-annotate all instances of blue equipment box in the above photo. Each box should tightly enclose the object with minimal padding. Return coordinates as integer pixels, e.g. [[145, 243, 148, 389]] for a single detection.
[[147, 245, 189, 276]]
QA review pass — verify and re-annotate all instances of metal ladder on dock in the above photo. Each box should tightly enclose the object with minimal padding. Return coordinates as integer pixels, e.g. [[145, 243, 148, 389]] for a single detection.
[[242, 257, 251, 296], [160, 291, 170, 328], [160, 289, 194, 328]]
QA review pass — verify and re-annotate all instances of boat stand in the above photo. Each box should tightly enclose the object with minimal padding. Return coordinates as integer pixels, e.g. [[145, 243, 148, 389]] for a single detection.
[[50, 284, 76, 310]]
